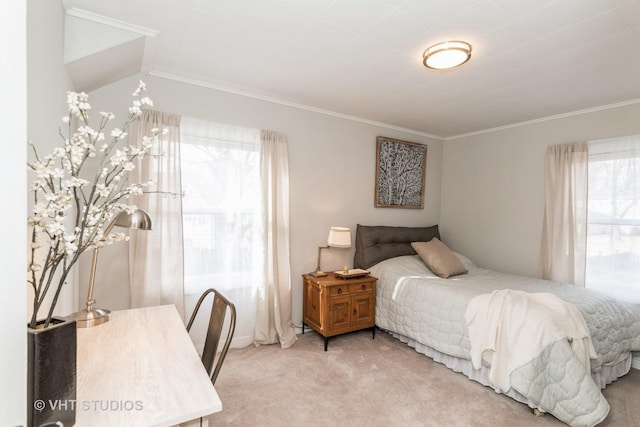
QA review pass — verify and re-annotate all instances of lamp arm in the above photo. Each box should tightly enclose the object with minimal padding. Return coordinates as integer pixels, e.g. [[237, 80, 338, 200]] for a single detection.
[[85, 247, 100, 310], [85, 216, 118, 310], [103, 216, 118, 236], [316, 245, 329, 272]]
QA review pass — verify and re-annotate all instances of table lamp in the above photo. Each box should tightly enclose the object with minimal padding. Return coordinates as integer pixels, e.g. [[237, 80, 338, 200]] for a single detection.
[[72, 209, 152, 328], [309, 226, 351, 277]]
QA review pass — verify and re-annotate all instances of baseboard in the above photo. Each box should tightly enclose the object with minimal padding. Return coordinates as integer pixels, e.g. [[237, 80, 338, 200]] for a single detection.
[[632, 353, 640, 370]]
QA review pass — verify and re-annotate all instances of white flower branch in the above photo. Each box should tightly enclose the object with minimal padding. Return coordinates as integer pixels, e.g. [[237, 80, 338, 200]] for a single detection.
[[27, 81, 157, 328]]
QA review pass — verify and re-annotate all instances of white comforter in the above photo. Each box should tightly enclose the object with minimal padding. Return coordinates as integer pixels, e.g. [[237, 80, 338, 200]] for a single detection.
[[369, 255, 640, 427]]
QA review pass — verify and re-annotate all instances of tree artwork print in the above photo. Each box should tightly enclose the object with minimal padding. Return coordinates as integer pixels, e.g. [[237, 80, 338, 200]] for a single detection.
[[375, 136, 427, 208]]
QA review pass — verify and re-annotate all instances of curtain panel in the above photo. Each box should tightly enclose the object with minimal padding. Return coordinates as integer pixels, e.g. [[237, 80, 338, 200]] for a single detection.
[[539, 142, 588, 286], [179, 117, 262, 348], [179, 119, 297, 348], [254, 130, 298, 348], [128, 110, 185, 318], [585, 135, 640, 303]]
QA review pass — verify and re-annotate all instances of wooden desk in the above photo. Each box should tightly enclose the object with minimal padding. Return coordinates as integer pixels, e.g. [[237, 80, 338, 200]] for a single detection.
[[76, 305, 221, 426]]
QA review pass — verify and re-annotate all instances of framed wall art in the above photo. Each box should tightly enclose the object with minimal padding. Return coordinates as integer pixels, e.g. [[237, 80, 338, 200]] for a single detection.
[[375, 136, 427, 209]]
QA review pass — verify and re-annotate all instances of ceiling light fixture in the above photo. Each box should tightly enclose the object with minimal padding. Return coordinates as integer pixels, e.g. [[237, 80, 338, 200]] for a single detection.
[[423, 41, 472, 70]]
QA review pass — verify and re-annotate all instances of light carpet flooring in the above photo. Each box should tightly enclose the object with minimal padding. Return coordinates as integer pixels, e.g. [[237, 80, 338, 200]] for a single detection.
[[208, 329, 640, 426]]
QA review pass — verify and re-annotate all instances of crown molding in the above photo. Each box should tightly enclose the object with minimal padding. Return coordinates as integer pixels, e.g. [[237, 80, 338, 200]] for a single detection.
[[147, 71, 640, 142], [147, 70, 444, 141], [66, 8, 158, 37], [444, 99, 640, 141]]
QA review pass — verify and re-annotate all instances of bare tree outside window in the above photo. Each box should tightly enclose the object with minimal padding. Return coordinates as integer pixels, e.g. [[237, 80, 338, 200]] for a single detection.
[[375, 136, 427, 208]]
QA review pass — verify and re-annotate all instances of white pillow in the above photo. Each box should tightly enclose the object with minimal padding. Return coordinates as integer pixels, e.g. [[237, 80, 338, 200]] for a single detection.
[[452, 251, 476, 271]]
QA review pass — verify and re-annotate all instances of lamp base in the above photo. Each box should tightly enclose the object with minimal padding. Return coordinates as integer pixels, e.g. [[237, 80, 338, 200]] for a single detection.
[[71, 307, 111, 328], [308, 269, 327, 277]]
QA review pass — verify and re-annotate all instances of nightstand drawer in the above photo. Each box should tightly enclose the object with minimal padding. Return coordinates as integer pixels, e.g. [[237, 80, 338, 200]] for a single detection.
[[327, 280, 374, 296], [328, 285, 349, 296], [349, 281, 373, 293]]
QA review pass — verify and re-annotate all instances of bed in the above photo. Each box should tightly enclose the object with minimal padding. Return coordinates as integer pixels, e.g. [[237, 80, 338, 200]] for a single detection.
[[354, 224, 640, 427]]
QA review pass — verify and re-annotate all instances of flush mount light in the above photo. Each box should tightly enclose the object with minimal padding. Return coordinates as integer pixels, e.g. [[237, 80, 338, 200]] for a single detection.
[[423, 41, 472, 70]]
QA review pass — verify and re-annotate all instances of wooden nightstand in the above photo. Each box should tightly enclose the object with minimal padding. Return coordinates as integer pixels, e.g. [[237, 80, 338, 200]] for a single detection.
[[302, 272, 376, 351]]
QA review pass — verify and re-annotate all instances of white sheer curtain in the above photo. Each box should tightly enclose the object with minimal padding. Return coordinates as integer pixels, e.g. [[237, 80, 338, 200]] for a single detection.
[[180, 117, 262, 349], [254, 130, 298, 348], [586, 135, 640, 303], [128, 110, 185, 318], [539, 142, 588, 286]]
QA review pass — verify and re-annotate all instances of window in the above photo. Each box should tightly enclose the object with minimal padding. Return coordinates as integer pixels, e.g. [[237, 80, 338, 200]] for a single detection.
[[180, 117, 262, 347], [586, 135, 640, 303]]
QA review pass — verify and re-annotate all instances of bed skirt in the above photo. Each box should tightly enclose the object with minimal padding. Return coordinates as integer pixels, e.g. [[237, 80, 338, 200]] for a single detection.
[[386, 330, 632, 412]]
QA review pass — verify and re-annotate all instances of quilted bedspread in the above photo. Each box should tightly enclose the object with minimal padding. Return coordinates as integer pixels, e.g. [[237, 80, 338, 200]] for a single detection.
[[369, 255, 640, 427]]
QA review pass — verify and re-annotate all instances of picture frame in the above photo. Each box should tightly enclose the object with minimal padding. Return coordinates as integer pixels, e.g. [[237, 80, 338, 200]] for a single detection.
[[375, 136, 427, 209]]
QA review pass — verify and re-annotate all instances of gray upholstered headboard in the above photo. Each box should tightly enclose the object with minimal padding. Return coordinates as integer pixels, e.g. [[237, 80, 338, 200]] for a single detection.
[[354, 224, 440, 269]]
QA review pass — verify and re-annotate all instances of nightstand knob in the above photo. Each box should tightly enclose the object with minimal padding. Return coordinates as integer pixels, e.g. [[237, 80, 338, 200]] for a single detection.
[[337, 288, 342, 294], [361, 284, 366, 290]]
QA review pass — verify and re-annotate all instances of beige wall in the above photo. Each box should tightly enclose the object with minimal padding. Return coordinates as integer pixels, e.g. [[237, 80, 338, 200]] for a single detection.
[[86, 74, 443, 329], [1, 0, 27, 424], [4, 1, 76, 423], [441, 103, 640, 278], [27, 0, 77, 317]]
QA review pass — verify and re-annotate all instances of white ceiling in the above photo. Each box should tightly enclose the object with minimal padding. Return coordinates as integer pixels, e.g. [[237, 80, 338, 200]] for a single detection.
[[61, 0, 640, 138]]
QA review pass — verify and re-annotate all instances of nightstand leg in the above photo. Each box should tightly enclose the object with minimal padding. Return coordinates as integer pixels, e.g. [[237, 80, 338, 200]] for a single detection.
[[324, 337, 329, 351], [372, 326, 375, 339], [302, 323, 305, 334]]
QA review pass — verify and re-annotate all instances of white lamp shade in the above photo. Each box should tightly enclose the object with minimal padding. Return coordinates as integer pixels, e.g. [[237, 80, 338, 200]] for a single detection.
[[327, 227, 351, 248]]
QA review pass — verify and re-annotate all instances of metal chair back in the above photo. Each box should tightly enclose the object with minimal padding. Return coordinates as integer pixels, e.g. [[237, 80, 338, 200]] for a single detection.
[[186, 288, 236, 385]]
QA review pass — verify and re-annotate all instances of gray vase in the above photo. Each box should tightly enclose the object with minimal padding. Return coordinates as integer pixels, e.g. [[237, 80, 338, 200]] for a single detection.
[[27, 316, 77, 427]]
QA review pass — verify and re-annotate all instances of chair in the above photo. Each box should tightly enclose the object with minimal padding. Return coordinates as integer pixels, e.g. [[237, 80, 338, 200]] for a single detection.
[[186, 288, 237, 385]]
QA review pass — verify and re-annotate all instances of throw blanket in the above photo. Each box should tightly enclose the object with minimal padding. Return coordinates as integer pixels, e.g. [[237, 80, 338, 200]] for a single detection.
[[465, 289, 597, 392]]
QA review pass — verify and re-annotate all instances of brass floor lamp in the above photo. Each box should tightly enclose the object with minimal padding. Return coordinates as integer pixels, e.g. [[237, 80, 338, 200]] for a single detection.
[[72, 209, 152, 328]]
